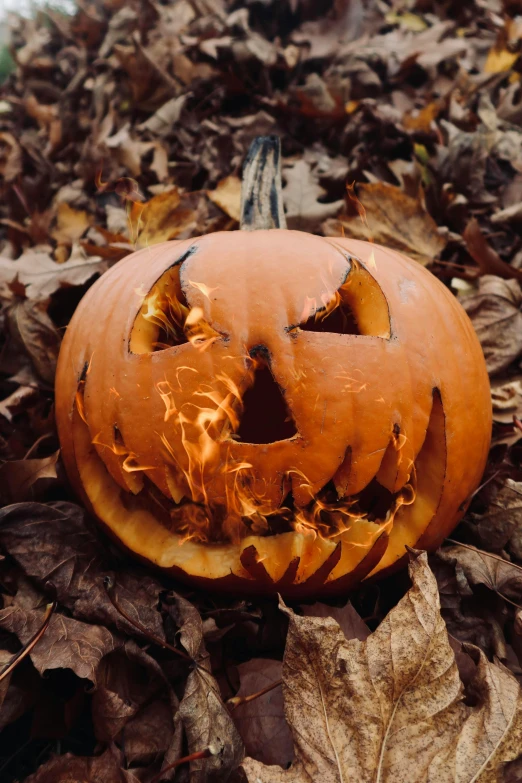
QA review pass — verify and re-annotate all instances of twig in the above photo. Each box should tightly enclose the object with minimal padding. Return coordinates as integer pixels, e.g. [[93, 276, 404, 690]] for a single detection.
[[227, 678, 282, 709], [0, 602, 56, 683], [103, 577, 193, 662], [240, 136, 287, 231], [150, 746, 216, 783], [471, 469, 501, 498]]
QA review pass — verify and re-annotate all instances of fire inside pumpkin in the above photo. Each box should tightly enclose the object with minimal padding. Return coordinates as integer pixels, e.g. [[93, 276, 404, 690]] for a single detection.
[[55, 230, 491, 597]]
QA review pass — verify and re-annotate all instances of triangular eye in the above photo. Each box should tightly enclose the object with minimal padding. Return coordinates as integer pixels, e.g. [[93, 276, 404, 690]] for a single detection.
[[293, 258, 391, 339], [130, 264, 221, 353], [237, 355, 297, 444], [130, 265, 190, 353]]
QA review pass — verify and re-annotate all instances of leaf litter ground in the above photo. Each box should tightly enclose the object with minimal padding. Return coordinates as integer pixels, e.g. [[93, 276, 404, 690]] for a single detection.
[[2, 0, 522, 780]]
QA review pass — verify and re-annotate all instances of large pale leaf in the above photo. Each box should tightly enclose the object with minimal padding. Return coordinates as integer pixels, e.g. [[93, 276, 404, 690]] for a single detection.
[[242, 553, 522, 783]]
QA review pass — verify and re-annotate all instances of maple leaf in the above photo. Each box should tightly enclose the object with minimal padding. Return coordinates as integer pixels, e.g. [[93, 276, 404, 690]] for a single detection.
[[242, 553, 522, 783]]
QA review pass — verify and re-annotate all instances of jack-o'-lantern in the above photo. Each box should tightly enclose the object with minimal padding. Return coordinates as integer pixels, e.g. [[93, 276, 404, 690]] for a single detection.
[[55, 223, 491, 596]]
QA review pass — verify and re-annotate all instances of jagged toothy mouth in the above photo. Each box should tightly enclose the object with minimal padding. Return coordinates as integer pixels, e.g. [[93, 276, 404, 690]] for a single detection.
[[71, 377, 443, 550]]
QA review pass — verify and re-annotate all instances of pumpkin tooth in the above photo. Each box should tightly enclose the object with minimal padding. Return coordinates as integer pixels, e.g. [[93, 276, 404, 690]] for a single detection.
[[239, 544, 274, 586], [164, 465, 185, 504]]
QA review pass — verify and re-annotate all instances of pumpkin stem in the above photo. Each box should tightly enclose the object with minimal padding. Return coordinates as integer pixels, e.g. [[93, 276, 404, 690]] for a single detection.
[[240, 135, 287, 231]]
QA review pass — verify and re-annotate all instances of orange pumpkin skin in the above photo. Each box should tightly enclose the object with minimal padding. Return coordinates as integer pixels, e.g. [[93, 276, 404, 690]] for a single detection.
[[55, 230, 491, 597]]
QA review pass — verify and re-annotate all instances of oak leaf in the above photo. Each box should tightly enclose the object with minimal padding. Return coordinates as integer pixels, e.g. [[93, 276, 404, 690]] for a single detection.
[[242, 553, 522, 783]]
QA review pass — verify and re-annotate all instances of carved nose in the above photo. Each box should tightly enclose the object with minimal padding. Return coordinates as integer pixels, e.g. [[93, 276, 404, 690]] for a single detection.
[[236, 345, 298, 445]]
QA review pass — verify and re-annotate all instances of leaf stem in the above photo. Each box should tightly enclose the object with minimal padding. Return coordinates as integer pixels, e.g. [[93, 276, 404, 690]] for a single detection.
[[150, 746, 215, 783], [227, 678, 282, 709], [0, 601, 56, 682]]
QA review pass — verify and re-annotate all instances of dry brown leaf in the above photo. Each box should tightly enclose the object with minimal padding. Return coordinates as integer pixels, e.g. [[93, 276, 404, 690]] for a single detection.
[[465, 479, 522, 557], [105, 123, 155, 177], [207, 175, 241, 222], [463, 219, 522, 283], [167, 592, 245, 781], [0, 599, 118, 683], [5, 297, 61, 382], [0, 501, 166, 640], [328, 182, 446, 266], [129, 188, 199, 246], [283, 159, 344, 232], [438, 545, 522, 604], [93, 640, 180, 766], [24, 745, 133, 783], [232, 659, 293, 768], [0, 450, 59, 503], [51, 202, 92, 245], [301, 601, 370, 642], [460, 276, 522, 376], [242, 553, 522, 783], [0, 132, 23, 182]]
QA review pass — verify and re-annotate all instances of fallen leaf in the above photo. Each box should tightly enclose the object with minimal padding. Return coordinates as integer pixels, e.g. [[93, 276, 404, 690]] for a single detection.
[[0, 450, 59, 503], [301, 601, 369, 642], [0, 597, 117, 683], [327, 182, 446, 266], [167, 592, 245, 781], [485, 47, 519, 74], [24, 745, 133, 783], [282, 159, 344, 232], [93, 640, 180, 766], [463, 219, 522, 283], [438, 544, 522, 604], [466, 478, 522, 557], [460, 276, 522, 376], [5, 297, 61, 382], [138, 95, 189, 135], [232, 659, 293, 767], [0, 501, 166, 640], [105, 123, 155, 177], [0, 132, 22, 182], [207, 175, 241, 222], [128, 188, 196, 246], [485, 18, 522, 74], [0, 248, 105, 300], [51, 202, 92, 246], [242, 552, 522, 783]]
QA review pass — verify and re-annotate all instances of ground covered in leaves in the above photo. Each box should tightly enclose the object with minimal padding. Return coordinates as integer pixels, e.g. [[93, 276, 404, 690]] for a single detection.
[[1, 0, 522, 780]]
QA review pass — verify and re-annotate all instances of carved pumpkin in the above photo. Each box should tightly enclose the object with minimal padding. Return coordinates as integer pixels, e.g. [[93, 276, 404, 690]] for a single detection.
[[55, 230, 491, 596]]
